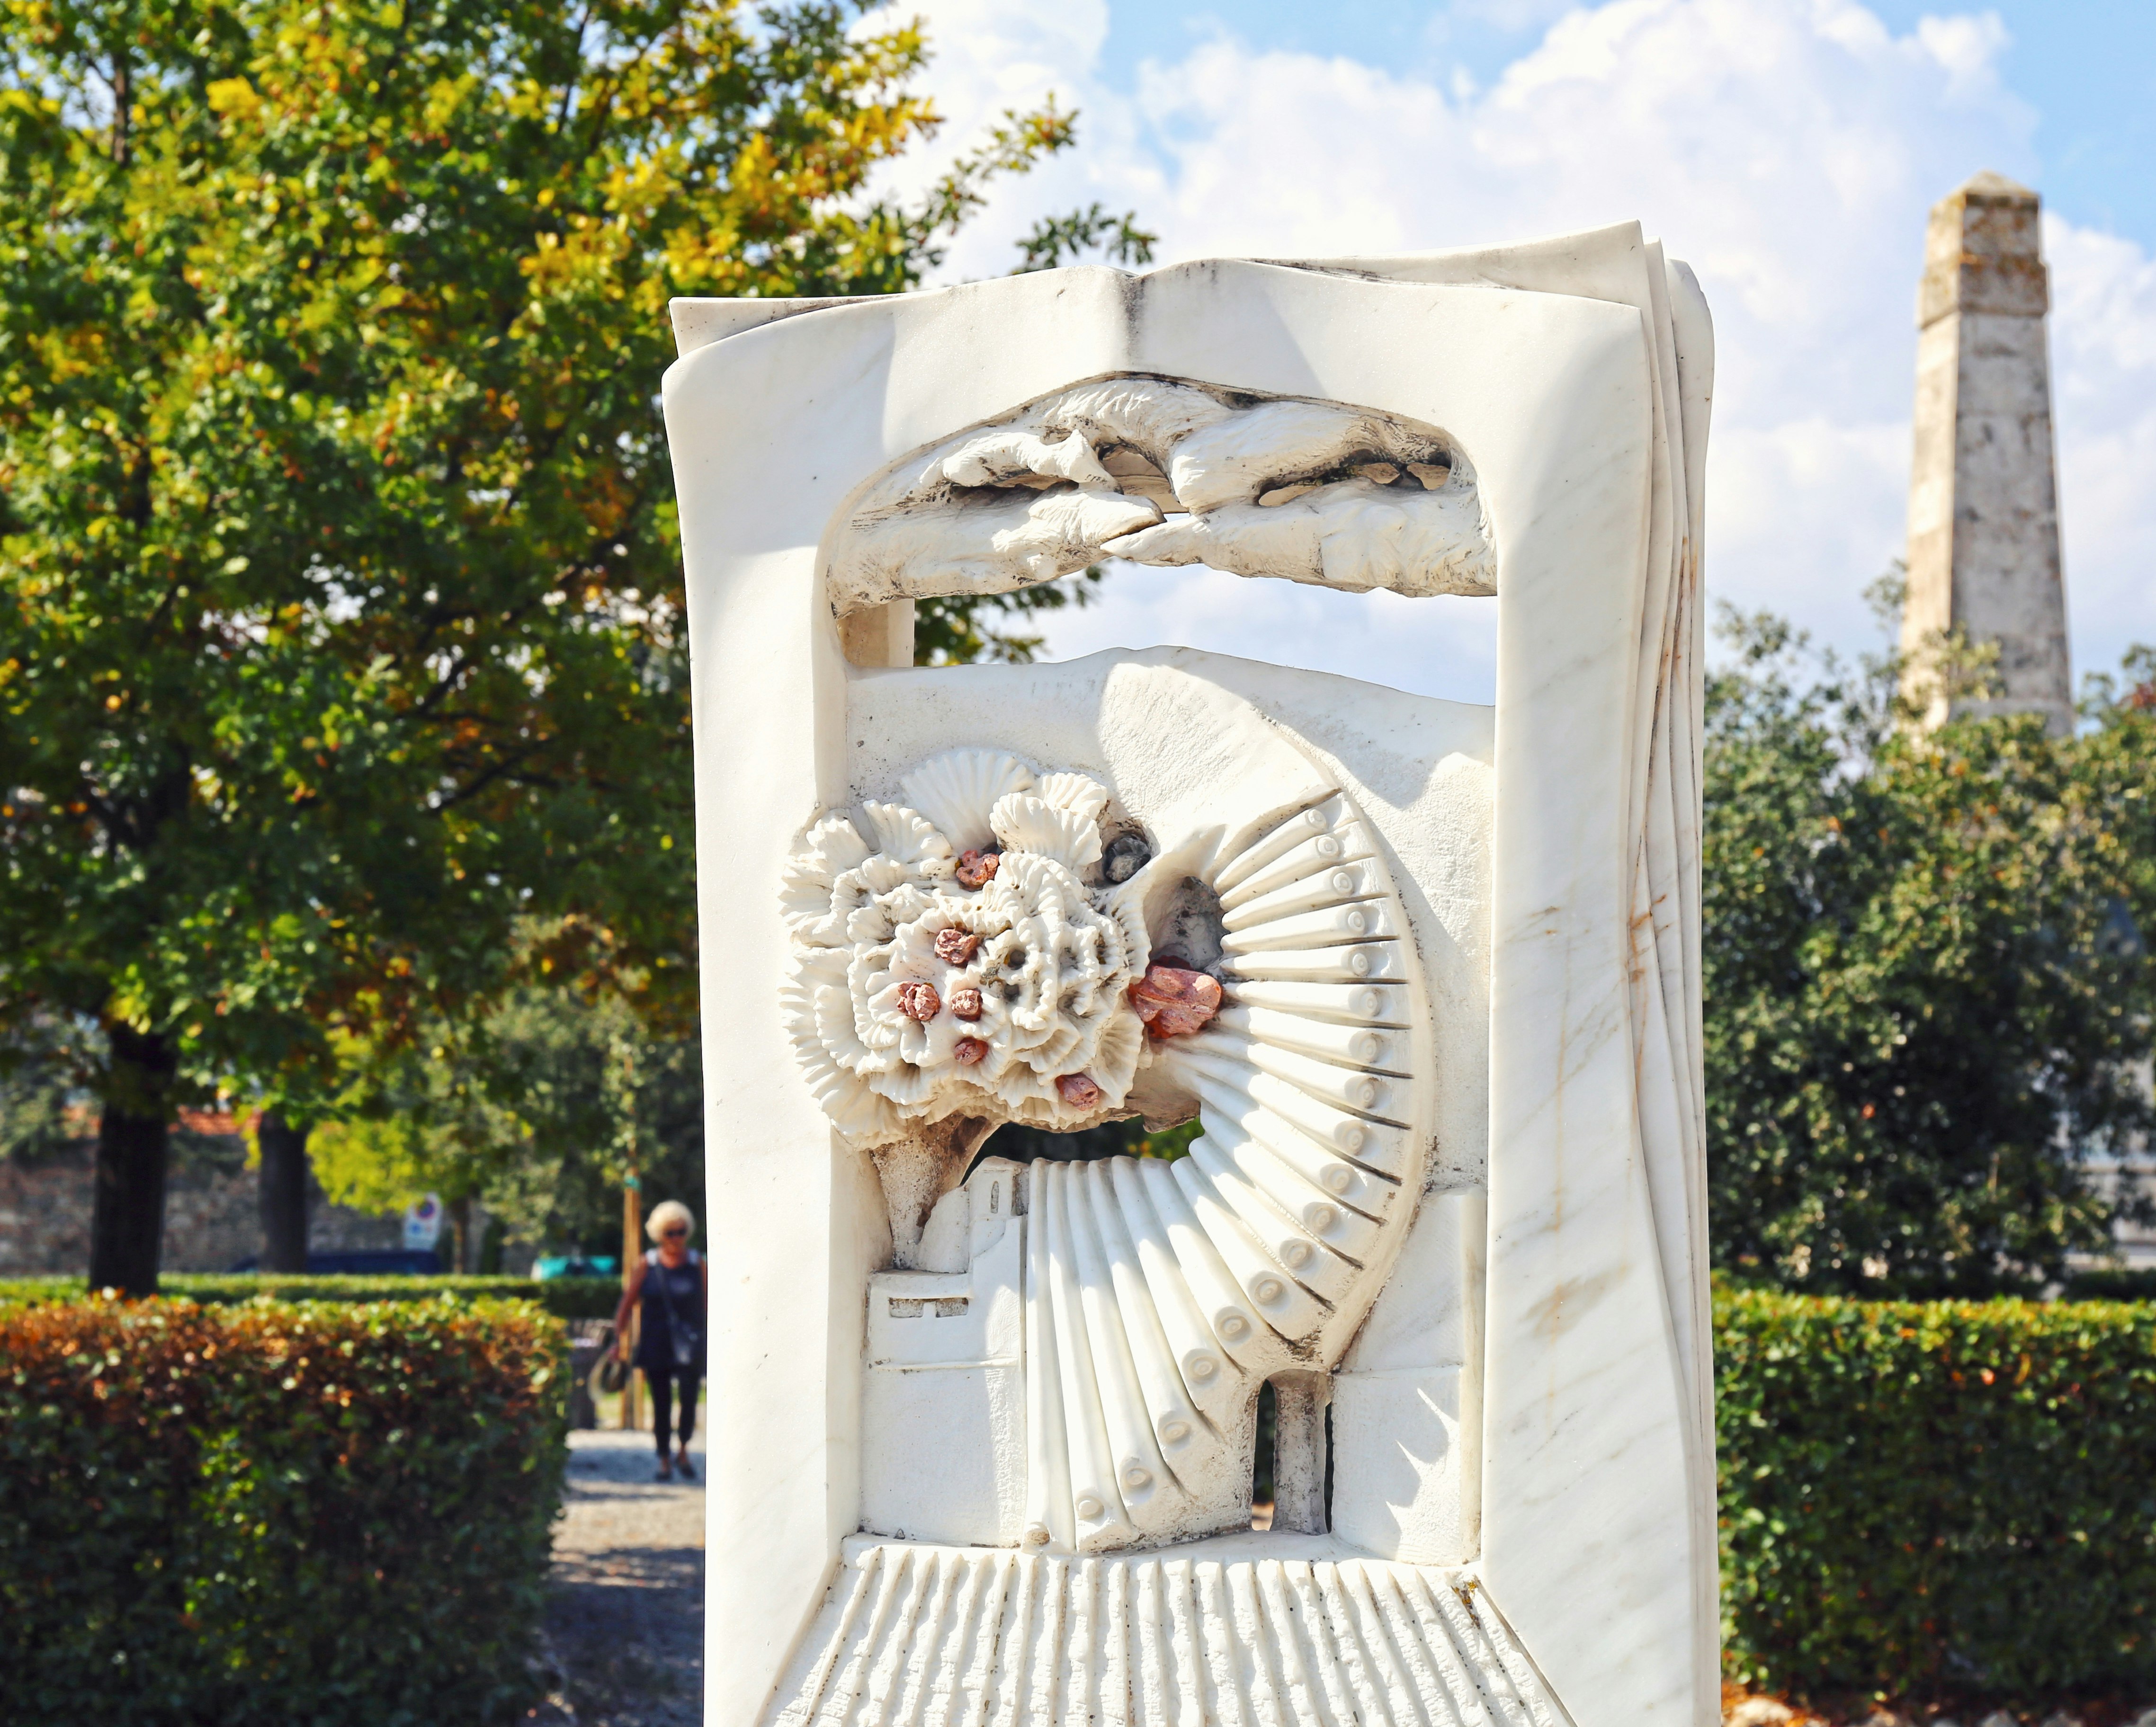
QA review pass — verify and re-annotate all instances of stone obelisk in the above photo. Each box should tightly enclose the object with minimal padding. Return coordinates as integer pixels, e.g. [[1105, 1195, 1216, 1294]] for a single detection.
[[1901, 171, 2072, 732]]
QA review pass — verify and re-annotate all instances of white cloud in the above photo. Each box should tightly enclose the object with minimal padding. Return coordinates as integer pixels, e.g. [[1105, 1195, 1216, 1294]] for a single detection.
[[2048, 216, 2156, 676], [1049, 564, 1503, 704], [1453, 0, 1589, 28], [875, 0, 2154, 696], [1709, 416, 1912, 644]]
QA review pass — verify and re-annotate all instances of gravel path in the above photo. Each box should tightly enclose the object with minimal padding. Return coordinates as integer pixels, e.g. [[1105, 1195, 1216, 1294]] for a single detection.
[[532, 1428, 706, 1725]]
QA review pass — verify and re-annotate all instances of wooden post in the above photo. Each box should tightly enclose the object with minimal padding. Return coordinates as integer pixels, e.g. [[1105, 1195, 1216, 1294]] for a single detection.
[[614, 1033, 646, 1431], [621, 1175, 642, 1431]]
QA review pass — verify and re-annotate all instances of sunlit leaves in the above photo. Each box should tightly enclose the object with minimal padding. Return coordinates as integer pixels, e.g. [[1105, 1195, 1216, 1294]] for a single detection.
[[0, 0, 1069, 1116], [1706, 615, 2156, 1295]]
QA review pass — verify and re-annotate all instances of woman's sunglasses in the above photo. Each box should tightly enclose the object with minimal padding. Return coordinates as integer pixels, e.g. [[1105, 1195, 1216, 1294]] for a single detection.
[[661, 1226, 689, 1238]]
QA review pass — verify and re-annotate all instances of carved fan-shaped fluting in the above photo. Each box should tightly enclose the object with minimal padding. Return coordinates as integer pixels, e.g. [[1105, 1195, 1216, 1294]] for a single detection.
[[1032, 770, 1112, 826], [895, 748, 1035, 854], [991, 792, 1104, 873], [1018, 790, 1430, 1553]]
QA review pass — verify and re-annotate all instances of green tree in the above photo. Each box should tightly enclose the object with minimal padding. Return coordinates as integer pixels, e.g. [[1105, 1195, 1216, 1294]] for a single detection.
[[1704, 608, 2156, 1295], [0, 1010, 92, 1162], [304, 1047, 522, 1272], [914, 565, 1109, 667], [0, 0, 1140, 1291], [311, 979, 701, 1268]]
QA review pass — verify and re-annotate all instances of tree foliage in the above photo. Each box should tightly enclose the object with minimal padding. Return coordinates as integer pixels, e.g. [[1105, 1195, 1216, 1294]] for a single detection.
[[1705, 606, 2156, 1295], [913, 565, 1108, 667], [0, 0, 1137, 1284], [311, 976, 702, 1259]]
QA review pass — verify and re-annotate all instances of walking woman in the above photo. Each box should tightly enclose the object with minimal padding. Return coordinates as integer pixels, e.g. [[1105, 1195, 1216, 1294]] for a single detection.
[[610, 1200, 708, 1480]]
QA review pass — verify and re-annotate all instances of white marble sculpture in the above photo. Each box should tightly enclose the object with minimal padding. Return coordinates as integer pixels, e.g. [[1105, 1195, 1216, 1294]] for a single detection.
[[662, 226, 1715, 1727], [830, 377, 1497, 610]]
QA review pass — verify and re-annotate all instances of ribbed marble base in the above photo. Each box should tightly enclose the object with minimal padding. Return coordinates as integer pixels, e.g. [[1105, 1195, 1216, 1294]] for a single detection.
[[765, 1535, 1568, 1727]]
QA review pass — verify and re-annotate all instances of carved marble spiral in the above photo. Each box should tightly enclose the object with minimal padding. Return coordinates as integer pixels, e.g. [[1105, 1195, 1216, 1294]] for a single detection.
[[1019, 791, 1428, 1553]]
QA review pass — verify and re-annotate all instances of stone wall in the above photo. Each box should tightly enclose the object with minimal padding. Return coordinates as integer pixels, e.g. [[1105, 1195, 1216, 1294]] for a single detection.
[[0, 1136, 403, 1276]]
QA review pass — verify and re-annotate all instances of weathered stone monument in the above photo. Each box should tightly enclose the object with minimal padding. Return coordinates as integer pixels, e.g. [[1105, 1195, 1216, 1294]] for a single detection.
[[662, 227, 1716, 1727], [1901, 171, 2073, 731]]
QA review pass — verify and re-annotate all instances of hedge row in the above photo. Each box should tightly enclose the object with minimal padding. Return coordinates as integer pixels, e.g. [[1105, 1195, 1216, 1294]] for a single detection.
[[4, 1281, 2147, 1713], [0, 1296, 568, 1727], [0, 1271, 621, 1319], [1717, 1288, 2156, 1701]]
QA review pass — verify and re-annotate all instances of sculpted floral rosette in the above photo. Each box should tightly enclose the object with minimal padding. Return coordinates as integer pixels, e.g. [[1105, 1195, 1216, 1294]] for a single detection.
[[782, 748, 1163, 1144]]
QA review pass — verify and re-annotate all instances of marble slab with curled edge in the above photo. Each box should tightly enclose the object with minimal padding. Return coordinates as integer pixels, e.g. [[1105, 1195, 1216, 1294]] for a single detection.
[[662, 234, 1713, 1727]]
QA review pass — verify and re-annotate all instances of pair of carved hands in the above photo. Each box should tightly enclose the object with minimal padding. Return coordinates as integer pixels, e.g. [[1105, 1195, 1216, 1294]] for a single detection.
[[832, 379, 1497, 610]]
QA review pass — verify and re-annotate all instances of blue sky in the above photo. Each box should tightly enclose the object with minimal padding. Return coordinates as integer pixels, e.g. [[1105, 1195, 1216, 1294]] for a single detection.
[[876, 1, 2156, 705], [1098, 2, 2156, 251]]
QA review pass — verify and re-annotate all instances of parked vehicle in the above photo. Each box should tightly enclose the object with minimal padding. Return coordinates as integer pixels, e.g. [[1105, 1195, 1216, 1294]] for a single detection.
[[530, 1254, 620, 1281]]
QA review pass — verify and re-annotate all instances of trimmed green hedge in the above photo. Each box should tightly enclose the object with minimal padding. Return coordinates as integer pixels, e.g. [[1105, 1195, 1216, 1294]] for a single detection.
[[0, 1296, 568, 1726], [0, 1271, 621, 1320], [1718, 1288, 2156, 1700], [7, 1279, 2146, 1711]]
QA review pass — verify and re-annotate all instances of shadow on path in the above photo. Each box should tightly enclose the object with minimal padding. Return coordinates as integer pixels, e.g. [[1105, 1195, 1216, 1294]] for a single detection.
[[530, 1428, 705, 1726]]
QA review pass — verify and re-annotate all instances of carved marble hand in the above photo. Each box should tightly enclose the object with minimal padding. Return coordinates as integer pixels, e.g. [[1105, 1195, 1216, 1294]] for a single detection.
[[828, 376, 1497, 613]]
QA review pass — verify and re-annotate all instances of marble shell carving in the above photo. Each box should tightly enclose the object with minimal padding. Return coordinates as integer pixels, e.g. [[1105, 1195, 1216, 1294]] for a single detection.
[[828, 376, 1497, 614], [782, 748, 1150, 1140], [786, 747, 1434, 1554]]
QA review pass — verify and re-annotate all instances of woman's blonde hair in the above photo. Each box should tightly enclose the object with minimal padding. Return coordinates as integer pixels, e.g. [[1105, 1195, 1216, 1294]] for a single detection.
[[645, 1200, 697, 1243]]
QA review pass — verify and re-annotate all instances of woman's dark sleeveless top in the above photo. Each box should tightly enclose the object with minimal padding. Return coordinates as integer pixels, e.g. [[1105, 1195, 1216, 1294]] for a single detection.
[[634, 1248, 707, 1372]]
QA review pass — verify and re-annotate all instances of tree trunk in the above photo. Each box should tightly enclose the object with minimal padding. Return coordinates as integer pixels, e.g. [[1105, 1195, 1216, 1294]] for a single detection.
[[88, 1026, 178, 1296], [447, 1193, 471, 1274], [257, 1113, 311, 1273]]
